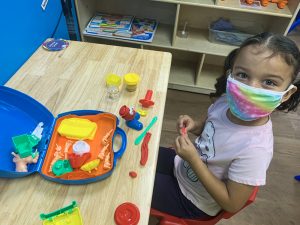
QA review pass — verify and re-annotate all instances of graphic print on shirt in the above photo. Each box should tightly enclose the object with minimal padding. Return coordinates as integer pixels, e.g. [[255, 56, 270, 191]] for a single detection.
[[183, 161, 198, 182], [183, 121, 216, 183], [195, 121, 216, 163]]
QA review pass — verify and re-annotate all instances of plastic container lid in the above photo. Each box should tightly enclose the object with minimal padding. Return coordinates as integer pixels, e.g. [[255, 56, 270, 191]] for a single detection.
[[57, 118, 97, 140], [106, 74, 121, 87], [124, 73, 140, 86], [42, 39, 69, 51], [73, 140, 90, 155], [114, 202, 140, 225]]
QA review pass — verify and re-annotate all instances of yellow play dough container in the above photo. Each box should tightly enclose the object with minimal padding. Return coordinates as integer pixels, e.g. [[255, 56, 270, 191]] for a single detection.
[[105, 74, 121, 88], [124, 73, 140, 92]]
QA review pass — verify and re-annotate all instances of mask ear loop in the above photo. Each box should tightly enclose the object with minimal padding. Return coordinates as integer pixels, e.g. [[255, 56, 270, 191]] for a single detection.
[[226, 69, 232, 77], [285, 84, 296, 92], [280, 84, 297, 103]]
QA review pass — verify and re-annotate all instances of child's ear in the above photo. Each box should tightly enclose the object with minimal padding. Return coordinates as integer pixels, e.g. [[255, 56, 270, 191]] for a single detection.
[[282, 85, 297, 102]]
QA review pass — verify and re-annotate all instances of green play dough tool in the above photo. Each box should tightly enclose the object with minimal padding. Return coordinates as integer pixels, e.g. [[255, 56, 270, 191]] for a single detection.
[[135, 116, 158, 145]]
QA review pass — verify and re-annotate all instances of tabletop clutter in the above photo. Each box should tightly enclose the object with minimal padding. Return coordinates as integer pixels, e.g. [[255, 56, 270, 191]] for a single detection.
[[5, 58, 157, 224], [10, 71, 155, 175]]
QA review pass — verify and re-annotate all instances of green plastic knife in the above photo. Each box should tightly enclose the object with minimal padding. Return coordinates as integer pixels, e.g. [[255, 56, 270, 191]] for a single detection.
[[134, 116, 158, 145]]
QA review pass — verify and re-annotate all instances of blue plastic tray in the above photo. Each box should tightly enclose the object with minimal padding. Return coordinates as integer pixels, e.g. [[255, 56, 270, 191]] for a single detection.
[[0, 86, 127, 184], [0, 86, 53, 178]]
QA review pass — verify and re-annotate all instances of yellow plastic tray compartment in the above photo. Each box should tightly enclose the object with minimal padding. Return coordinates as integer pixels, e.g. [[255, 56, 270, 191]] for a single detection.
[[42, 207, 83, 225], [57, 118, 97, 140]]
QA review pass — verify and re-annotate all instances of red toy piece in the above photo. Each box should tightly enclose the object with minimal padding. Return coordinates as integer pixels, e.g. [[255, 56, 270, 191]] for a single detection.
[[181, 127, 187, 135], [129, 171, 137, 178], [140, 132, 152, 166], [119, 105, 143, 131], [139, 90, 154, 108], [114, 202, 140, 225], [119, 105, 136, 121], [68, 152, 91, 169]]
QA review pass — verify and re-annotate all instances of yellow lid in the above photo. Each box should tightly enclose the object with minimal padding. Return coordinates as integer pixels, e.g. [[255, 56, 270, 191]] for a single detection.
[[124, 73, 140, 85], [106, 74, 121, 87], [57, 118, 97, 140]]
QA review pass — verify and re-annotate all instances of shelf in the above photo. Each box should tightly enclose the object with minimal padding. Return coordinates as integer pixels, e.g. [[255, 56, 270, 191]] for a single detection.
[[153, 0, 215, 7], [151, 24, 173, 48], [216, 0, 293, 18], [83, 24, 237, 56], [174, 28, 236, 56], [197, 64, 223, 90], [168, 59, 220, 94], [83, 23, 173, 48], [153, 0, 293, 18], [77, 0, 299, 94]]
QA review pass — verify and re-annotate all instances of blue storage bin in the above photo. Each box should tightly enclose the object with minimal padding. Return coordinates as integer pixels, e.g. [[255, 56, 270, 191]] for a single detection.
[[208, 26, 254, 46]]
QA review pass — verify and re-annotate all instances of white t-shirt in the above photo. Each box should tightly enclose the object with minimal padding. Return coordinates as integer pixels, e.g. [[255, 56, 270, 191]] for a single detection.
[[174, 95, 273, 216]]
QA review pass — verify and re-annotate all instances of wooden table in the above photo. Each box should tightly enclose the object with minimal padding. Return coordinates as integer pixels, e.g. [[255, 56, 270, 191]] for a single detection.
[[2, 41, 171, 225]]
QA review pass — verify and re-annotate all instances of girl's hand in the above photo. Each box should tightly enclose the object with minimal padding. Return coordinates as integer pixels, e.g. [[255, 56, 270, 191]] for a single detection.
[[177, 115, 196, 135], [174, 135, 198, 163]]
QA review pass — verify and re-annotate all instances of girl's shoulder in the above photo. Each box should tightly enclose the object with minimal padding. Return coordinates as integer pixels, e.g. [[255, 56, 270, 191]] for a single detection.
[[208, 95, 227, 114]]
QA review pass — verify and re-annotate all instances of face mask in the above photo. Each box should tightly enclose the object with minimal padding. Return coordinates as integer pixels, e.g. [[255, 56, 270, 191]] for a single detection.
[[226, 75, 294, 121]]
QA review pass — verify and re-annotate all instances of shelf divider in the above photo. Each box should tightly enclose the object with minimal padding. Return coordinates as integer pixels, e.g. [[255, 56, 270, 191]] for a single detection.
[[172, 4, 181, 45], [196, 54, 206, 85]]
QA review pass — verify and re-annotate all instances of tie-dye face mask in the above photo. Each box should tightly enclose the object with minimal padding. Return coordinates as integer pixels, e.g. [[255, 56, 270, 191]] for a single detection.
[[226, 74, 295, 121]]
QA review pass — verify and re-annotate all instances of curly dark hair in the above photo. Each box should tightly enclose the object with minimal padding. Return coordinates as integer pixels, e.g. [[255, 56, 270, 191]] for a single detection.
[[210, 32, 300, 111]]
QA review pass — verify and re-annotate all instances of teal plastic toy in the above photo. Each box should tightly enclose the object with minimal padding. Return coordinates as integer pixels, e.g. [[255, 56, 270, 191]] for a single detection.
[[135, 116, 157, 145], [40, 201, 83, 225], [52, 160, 73, 176], [12, 134, 40, 158]]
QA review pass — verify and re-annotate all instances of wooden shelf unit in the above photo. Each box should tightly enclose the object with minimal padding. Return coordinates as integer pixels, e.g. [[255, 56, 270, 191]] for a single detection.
[[75, 0, 300, 94]]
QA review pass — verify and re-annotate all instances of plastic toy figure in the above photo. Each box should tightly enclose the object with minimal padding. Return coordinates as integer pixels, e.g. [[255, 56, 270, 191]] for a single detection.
[[119, 105, 143, 130], [12, 151, 39, 172]]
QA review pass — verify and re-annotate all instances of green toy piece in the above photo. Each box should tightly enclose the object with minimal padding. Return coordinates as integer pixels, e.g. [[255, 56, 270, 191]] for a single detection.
[[52, 159, 73, 176], [40, 201, 83, 225], [12, 134, 40, 158], [134, 116, 158, 145]]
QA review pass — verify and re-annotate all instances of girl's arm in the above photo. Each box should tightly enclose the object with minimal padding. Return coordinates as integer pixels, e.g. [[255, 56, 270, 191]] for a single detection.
[[175, 135, 254, 213], [190, 119, 206, 136]]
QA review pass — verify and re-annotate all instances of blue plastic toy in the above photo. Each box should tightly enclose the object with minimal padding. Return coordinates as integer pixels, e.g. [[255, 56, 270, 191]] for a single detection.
[[119, 105, 143, 131]]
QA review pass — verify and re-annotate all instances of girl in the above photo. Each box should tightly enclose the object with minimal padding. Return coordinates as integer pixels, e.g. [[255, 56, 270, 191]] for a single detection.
[[151, 32, 300, 219]]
